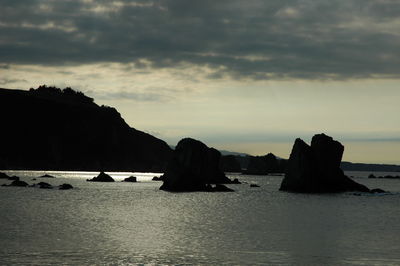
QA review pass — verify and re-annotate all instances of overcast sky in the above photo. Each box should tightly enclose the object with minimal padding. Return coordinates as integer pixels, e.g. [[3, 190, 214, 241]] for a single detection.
[[1, 0, 400, 163]]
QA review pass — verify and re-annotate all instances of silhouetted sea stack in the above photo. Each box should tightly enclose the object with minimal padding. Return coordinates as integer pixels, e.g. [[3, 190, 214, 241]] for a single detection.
[[280, 133, 372, 193], [160, 138, 235, 192], [87, 172, 115, 182]]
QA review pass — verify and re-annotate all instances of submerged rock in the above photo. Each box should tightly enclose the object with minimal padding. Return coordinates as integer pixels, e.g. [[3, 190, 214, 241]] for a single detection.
[[8, 176, 20, 181], [250, 184, 260, 188], [59, 183, 73, 190], [123, 176, 137, 182], [280, 134, 372, 193], [30, 182, 53, 188], [87, 171, 115, 182], [160, 138, 235, 192], [38, 182, 53, 189]]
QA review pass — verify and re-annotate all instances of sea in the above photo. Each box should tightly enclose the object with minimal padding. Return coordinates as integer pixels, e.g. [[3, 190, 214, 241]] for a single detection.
[[1, 170, 400, 265]]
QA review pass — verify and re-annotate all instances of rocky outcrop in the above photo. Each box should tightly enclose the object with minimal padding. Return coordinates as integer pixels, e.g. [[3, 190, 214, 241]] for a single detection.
[[220, 155, 242, 172], [87, 172, 115, 182], [123, 176, 137, 182], [160, 138, 235, 192], [243, 153, 287, 175], [280, 134, 372, 193]]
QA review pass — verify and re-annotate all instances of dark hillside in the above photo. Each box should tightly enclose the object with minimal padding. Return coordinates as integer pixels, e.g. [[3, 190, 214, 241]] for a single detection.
[[0, 86, 172, 171]]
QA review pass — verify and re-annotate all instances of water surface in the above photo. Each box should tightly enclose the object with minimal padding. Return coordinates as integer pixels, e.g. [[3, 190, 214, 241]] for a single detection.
[[1, 171, 400, 265]]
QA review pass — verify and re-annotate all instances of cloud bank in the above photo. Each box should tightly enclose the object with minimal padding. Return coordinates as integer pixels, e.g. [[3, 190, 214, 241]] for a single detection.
[[1, 0, 400, 80]]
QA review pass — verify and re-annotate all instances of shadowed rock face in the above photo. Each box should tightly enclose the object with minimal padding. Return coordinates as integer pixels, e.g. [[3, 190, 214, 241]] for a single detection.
[[280, 134, 370, 193], [160, 138, 234, 192]]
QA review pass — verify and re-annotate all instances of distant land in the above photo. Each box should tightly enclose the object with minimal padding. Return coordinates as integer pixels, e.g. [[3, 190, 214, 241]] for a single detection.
[[1, 86, 399, 174], [340, 161, 400, 172], [0, 86, 172, 171]]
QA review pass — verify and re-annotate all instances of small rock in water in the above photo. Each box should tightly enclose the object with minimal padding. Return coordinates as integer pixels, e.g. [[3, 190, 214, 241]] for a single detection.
[[231, 178, 241, 184], [250, 184, 260, 187], [39, 174, 55, 178], [59, 183, 73, 190], [9, 180, 29, 187], [87, 171, 115, 182], [38, 182, 53, 189], [123, 176, 137, 182]]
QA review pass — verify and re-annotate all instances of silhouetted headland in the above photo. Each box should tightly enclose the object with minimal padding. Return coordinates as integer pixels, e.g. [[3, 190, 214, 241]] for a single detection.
[[280, 133, 384, 193], [0, 86, 172, 171], [160, 138, 237, 192]]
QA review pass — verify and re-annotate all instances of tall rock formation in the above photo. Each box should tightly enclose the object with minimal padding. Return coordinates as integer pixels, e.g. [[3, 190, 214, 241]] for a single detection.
[[280, 133, 370, 193], [160, 138, 234, 192]]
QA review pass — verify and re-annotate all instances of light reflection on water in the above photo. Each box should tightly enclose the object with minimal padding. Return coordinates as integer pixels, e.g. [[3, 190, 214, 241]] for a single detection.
[[0, 171, 400, 265]]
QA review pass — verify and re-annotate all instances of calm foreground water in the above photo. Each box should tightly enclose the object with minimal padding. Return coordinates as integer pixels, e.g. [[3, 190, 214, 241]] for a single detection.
[[1, 170, 400, 265]]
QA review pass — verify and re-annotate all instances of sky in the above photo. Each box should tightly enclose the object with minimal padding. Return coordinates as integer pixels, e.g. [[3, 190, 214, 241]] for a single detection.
[[1, 0, 400, 163]]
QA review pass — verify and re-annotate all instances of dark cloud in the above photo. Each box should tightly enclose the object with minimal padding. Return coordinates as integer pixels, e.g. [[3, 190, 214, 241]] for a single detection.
[[1, 0, 400, 79], [90, 90, 173, 102], [0, 78, 27, 85]]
